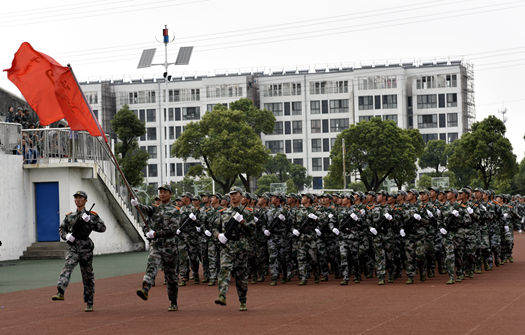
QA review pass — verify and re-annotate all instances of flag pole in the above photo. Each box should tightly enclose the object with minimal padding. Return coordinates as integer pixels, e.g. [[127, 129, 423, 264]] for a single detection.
[[67, 64, 149, 229]]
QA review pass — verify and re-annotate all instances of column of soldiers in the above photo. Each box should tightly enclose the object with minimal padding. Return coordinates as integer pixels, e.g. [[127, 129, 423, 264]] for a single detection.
[[128, 185, 523, 311]]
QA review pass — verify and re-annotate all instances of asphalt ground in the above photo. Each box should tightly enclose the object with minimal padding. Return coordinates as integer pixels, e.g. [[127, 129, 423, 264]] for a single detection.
[[1, 235, 525, 334]]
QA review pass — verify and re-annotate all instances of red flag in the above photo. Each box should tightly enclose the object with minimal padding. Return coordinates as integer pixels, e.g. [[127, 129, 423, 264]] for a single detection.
[[4, 42, 104, 138]]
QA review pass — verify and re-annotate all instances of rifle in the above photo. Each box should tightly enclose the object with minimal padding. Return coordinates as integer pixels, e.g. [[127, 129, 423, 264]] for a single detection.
[[70, 203, 95, 243], [179, 208, 200, 233], [223, 204, 247, 241]]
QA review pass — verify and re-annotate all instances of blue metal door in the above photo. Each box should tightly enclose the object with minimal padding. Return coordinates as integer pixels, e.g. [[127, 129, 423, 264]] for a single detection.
[[35, 182, 60, 242]]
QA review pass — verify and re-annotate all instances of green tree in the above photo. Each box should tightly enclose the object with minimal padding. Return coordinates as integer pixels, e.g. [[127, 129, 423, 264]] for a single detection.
[[510, 157, 525, 194], [448, 116, 517, 189], [327, 118, 423, 191], [265, 153, 290, 182], [256, 174, 279, 193], [110, 105, 148, 186], [288, 163, 312, 192], [419, 140, 450, 175], [172, 102, 272, 193], [417, 174, 432, 189]]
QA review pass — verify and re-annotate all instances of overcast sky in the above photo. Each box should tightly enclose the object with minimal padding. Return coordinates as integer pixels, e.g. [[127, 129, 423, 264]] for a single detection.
[[2, 0, 525, 160]]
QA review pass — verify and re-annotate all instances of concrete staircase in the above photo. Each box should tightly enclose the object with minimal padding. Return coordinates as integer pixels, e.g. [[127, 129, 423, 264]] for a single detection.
[[19, 242, 67, 260]]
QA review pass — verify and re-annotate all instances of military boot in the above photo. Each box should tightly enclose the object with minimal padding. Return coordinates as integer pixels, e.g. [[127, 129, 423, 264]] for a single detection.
[[85, 304, 93, 312], [256, 276, 265, 282], [208, 279, 216, 286], [406, 278, 414, 285], [428, 269, 435, 278], [509, 256, 514, 263], [214, 295, 226, 306], [446, 277, 455, 285], [168, 303, 178, 312], [136, 287, 149, 300], [179, 279, 187, 287], [298, 280, 307, 286], [51, 287, 65, 301], [377, 279, 385, 285], [194, 276, 200, 285], [269, 280, 277, 286], [239, 303, 247, 311], [340, 280, 349, 286], [320, 275, 328, 282]]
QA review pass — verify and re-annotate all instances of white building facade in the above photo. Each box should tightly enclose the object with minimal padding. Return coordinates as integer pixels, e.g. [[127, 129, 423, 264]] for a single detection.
[[80, 61, 474, 191]]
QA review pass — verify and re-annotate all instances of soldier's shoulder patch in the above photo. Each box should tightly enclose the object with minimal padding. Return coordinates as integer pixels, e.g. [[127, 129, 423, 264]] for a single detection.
[[218, 208, 227, 212], [246, 207, 253, 211], [89, 211, 97, 215], [175, 206, 181, 210]]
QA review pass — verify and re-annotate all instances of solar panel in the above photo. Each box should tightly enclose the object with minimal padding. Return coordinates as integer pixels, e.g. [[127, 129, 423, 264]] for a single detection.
[[175, 46, 193, 65], [137, 48, 156, 68]]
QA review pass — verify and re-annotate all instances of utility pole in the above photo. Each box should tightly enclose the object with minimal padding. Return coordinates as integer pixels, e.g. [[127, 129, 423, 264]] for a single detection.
[[498, 107, 507, 125], [342, 137, 346, 189]]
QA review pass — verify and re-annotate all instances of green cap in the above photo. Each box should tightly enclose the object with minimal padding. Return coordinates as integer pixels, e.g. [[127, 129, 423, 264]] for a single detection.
[[73, 190, 87, 199], [158, 184, 172, 193]]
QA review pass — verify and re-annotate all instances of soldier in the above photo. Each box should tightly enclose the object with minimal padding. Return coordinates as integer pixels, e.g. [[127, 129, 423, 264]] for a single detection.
[[205, 193, 223, 286], [177, 192, 202, 285], [402, 190, 429, 284], [264, 193, 291, 285], [253, 194, 270, 282], [51, 191, 106, 312], [440, 189, 464, 284], [335, 193, 361, 285], [213, 186, 253, 311], [133, 185, 180, 311]]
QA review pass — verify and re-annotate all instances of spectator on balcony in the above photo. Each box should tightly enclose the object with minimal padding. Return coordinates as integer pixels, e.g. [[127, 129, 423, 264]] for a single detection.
[[6, 106, 16, 123]]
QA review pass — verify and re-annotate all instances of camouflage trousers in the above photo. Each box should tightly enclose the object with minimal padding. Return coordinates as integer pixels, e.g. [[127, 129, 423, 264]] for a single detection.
[[143, 245, 179, 305], [339, 235, 360, 281], [218, 241, 248, 304], [296, 233, 319, 281], [462, 228, 477, 275], [199, 237, 210, 280], [267, 234, 290, 280], [207, 240, 220, 281], [444, 232, 463, 278], [489, 228, 502, 265], [479, 227, 492, 267], [178, 239, 189, 279], [318, 236, 341, 278], [404, 235, 427, 279], [57, 249, 95, 305], [180, 233, 201, 280], [371, 235, 387, 280], [501, 225, 514, 261]]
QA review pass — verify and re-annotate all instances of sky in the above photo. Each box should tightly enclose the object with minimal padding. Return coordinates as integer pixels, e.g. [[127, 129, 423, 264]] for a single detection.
[[1, 0, 525, 160]]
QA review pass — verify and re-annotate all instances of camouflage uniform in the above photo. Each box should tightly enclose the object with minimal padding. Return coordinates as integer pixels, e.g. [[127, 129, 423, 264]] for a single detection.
[[253, 206, 269, 281], [204, 205, 222, 283], [293, 205, 321, 283], [402, 202, 430, 282], [441, 201, 467, 281], [178, 205, 203, 282], [264, 205, 291, 282], [57, 208, 106, 306], [336, 206, 362, 282]]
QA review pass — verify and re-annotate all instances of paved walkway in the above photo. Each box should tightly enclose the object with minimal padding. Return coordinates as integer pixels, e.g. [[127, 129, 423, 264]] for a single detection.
[[0, 251, 148, 293]]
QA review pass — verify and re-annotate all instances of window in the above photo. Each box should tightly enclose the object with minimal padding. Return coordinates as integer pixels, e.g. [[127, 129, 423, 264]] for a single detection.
[[422, 133, 438, 143], [310, 81, 327, 94], [284, 102, 291, 116], [176, 163, 183, 176], [438, 94, 445, 108], [313, 176, 323, 190], [169, 127, 174, 139], [146, 109, 156, 122], [269, 84, 282, 96], [291, 83, 302, 96], [182, 107, 200, 120], [147, 146, 157, 159], [207, 84, 243, 98], [148, 164, 158, 177], [330, 118, 349, 132], [358, 96, 374, 110], [446, 74, 457, 87], [330, 99, 349, 113], [383, 114, 398, 125], [322, 100, 329, 114], [447, 113, 458, 127], [292, 120, 302, 134], [447, 93, 457, 107], [417, 76, 435, 89], [331, 138, 337, 148], [170, 163, 175, 176], [439, 114, 446, 128], [311, 120, 321, 133], [359, 115, 372, 122], [147, 127, 157, 140], [184, 162, 200, 175], [417, 114, 438, 129], [284, 121, 291, 134], [335, 81, 349, 93], [323, 138, 330, 152], [266, 140, 284, 154], [374, 95, 381, 110], [293, 158, 303, 166], [311, 139, 322, 152], [417, 94, 437, 109], [175, 126, 181, 139], [310, 101, 320, 114], [439, 133, 446, 141], [264, 103, 283, 116], [93, 110, 98, 120], [322, 119, 329, 133], [448, 132, 458, 143], [357, 76, 397, 90], [293, 139, 303, 153], [273, 122, 284, 135], [323, 157, 330, 171], [285, 140, 292, 154], [168, 108, 174, 121], [292, 102, 302, 115], [312, 158, 322, 171], [175, 108, 181, 121], [382, 95, 397, 109]]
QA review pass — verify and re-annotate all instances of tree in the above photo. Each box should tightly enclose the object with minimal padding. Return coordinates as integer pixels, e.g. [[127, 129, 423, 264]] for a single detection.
[[288, 163, 312, 192], [327, 118, 424, 191], [510, 157, 525, 194], [172, 102, 272, 193], [448, 116, 517, 189], [256, 174, 279, 193], [265, 153, 290, 182], [110, 105, 148, 186], [417, 174, 432, 189], [419, 140, 450, 175]]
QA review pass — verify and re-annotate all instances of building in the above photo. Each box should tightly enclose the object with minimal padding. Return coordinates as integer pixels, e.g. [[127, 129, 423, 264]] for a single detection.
[[80, 60, 474, 190]]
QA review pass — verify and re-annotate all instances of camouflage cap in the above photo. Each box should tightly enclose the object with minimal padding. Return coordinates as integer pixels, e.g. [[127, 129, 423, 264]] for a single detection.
[[181, 192, 193, 198], [158, 184, 173, 193], [301, 193, 314, 202], [397, 190, 407, 196], [213, 192, 223, 200], [428, 186, 439, 193], [365, 190, 376, 197], [229, 186, 244, 195], [192, 195, 202, 202], [419, 189, 430, 195], [73, 190, 88, 199]]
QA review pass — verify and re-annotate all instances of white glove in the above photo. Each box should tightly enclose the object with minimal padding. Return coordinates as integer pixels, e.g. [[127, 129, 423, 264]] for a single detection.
[[233, 212, 244, 223], [204, 230, 212, 237], [278, 214, 286, 221], [292, 229, 300, 237], [504, 225, 509, 232], [332, 228, 340, 235], [519, 230, 522, 234], [350, 213, 359, 221], [66, 233, 75, 243], [399, 229, 406, 237], [503, 213, 508, 220], [218, 233, 228, 244], [189, 213, 197, 221], [82, 212, 91, 222], [436, 209, 441, 216], [146, 230, 155, 239], [521, 217, 524, 224], [452, 210, 459, 217], [254, 216, 259, 223], [413, 213, 421, 221], [426, 210, 433, 218], [308, 213, 318, 220], [467, 207, 474, 215], [264, 229, 271, 237], [315, 228, 322, 236], [176, 229, 181, 235], [196, 226, 201, 233], [440, 228, 447, 235], [369, 227, 378, 235], [481, 205, 487, 211], [328, 213, 334, 219], [131, 198, 139, 207], [384, 213, 392, 221], [360, 209, 366, 215]]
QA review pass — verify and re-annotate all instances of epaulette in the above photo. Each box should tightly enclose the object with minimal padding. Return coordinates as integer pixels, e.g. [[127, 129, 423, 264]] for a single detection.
[[246, 207, 253, 211], [175, 206, 181, 210], [366, 205, 375, 210], [89, 211, 97, 215], [218, 208, 227, 212], [460, 204, 467, 208]]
